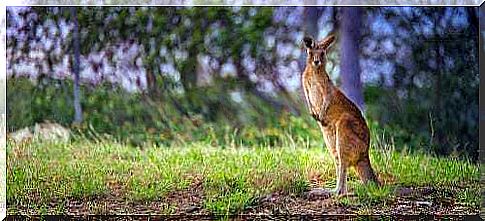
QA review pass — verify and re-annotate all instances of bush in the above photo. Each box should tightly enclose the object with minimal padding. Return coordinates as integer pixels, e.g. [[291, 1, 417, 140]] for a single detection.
[[7, 77, 321, 148]]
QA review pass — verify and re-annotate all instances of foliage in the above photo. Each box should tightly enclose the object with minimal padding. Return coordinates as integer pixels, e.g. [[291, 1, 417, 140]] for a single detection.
[[8, 75, 478, 161], [7, 77, 318, 148], [361, 7, 479, 160], [6, 6, 479, 160]]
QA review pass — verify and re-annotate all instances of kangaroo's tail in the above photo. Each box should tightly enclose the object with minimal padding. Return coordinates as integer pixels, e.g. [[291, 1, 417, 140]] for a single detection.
[[355, 156, 380, 185]]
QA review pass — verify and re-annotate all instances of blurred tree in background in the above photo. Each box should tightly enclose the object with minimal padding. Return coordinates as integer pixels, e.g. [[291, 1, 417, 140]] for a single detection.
[[6, 6, 479, 160]]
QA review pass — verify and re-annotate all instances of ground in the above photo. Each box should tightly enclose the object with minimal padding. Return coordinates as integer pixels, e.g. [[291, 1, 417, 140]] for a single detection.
[[7, 140, 481, 216]]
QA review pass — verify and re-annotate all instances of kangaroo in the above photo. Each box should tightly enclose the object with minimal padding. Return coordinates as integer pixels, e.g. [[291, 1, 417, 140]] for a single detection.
[[301, 35, 379, 196]]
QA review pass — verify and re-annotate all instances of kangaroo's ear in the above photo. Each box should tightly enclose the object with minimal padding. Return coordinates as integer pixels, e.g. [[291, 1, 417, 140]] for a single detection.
[[318, 35, 335, 49], [303, 36, 315, 49]]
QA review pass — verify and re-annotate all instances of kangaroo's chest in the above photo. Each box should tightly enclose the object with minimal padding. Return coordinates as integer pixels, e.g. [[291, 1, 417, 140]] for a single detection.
[[302, 75, 330, 113]]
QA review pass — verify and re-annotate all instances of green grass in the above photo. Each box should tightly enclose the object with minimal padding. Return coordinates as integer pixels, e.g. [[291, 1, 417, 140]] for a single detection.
[[7, 138, 480, 214]]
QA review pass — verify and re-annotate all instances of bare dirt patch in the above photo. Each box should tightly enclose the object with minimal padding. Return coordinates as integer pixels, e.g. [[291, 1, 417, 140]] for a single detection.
[[243, 186, 479, 215]]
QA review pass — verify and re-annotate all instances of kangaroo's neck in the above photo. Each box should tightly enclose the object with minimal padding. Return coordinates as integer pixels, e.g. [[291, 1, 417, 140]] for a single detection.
[[304, 65, 334, 88]]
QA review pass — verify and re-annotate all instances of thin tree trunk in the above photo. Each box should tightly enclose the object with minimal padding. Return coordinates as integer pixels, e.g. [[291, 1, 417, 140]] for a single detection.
[[432, 10, 447, 155], [71, 7, 82, 124], [298, 7, 321, 72], [298, 7, 322, 115], [145, 67, 160, 97], [479, 3, 485, 209], [433, 42, 445, 154], [340, 7, 365, 111]]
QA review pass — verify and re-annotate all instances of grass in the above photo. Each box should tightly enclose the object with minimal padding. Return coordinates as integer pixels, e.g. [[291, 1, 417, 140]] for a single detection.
[[7, 137, 480, 215]]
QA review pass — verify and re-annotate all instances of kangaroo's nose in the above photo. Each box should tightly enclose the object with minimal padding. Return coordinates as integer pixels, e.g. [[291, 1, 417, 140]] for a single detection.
[[313, 60, 320, 66]]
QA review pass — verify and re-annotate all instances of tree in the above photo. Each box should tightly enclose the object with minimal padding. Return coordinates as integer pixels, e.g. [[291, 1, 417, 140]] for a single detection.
[[71, 7, 82, 124], [340, 7, 365, 111]]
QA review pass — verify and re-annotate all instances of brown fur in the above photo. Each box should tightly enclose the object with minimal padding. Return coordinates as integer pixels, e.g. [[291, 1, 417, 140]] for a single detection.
[[301, 35, 379, 195]]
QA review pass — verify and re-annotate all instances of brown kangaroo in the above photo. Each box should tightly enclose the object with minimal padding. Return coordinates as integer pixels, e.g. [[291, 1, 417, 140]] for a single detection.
[[301, 35, 379, 196]]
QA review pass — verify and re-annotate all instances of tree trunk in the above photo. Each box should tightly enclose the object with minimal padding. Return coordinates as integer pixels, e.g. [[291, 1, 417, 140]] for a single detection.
[[145, 67, 159, 97], [433, 42, 446, 155], [71, 7, 82, 124], [479, 3, 485, 207], [340, 7, 365, 111], [298, 7, 321, 72], [298, 7, 322, 115]]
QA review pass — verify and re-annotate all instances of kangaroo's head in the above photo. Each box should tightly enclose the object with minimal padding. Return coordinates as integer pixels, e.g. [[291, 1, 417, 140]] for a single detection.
[[303, 35, 335, 69]]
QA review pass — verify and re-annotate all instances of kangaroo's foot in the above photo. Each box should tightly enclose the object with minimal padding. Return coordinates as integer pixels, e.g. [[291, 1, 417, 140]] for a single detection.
[[334, 163, 348, 197], [333, 187, 348, 196], [333, 189, 355, 198], [305, 188, 332, 200]]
